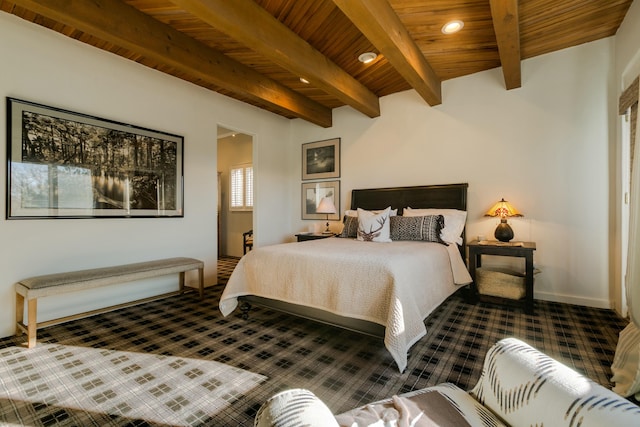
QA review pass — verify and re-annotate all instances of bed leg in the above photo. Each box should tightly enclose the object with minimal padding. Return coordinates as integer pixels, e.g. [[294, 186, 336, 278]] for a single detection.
[[240, 301, 252, 320]]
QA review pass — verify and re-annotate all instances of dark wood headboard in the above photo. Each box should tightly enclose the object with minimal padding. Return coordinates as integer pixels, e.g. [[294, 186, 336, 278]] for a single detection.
[[350, 183, 469, 257]]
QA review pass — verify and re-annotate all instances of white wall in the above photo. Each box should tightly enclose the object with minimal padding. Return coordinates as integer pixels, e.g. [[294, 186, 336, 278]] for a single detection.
[[291, 38, 615, 308], [0, 12, 291, 338]]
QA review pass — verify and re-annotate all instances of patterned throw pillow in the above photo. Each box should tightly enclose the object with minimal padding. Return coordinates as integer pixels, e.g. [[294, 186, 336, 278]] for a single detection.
[[340, 208, 399, 238], [357, 207, 392, 242], [403, 208, 467, 245], [339, 215, 359, 238], [390, 215, 445, 243]]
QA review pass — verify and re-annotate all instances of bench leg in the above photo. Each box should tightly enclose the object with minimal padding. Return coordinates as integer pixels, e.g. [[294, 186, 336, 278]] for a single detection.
[[27, 299, 37, 348], [15, 293, 24, 336], [198, 267, 204, 300], [179, 271, 185, 294], [180, 268, 204, 299]]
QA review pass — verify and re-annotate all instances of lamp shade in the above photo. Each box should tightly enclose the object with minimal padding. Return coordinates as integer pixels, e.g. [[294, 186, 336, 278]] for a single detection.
[[485, 198, 523, 242], [485, 198, 522, 218], [316, 197, 336, 214]]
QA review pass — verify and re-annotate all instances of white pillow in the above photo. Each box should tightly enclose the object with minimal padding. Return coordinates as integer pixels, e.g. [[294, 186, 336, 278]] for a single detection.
[[357, 207, 392, 242], [345, 208, 397, 217], [403, 208, 467, 245]]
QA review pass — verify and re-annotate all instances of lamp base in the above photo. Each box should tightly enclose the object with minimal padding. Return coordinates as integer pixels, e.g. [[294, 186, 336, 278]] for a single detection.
[[494, 219, 514, 242]]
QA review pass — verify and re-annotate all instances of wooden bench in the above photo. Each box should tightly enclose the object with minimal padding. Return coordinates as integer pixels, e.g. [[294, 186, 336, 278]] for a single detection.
[[15, 257, 204, 348]]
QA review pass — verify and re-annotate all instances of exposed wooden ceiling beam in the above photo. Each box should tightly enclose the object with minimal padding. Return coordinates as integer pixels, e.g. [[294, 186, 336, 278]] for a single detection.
[[171, 0, 380, 119], [10, 0, 333, 127], [333, 0, 441, 106], [490, 0, 521, 90]]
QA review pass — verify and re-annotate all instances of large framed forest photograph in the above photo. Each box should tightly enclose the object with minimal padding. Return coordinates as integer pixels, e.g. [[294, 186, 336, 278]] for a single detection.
[[6, 98, 184, 219]]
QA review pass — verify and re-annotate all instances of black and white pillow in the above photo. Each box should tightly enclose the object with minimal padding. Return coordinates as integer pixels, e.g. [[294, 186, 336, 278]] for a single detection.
[[340, 208, 398, 239], [390, 215, 445, 244], [357, 207, 392, 242], [404, 208, 467, 245]]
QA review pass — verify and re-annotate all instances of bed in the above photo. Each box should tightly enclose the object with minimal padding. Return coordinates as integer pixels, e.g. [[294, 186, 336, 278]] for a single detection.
[[219, 183, 471, 372]]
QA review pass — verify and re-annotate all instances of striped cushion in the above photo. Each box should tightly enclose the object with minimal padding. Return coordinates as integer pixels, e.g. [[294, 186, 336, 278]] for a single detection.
[[254, 388, 338, 427], [471, 338, 640, 427]]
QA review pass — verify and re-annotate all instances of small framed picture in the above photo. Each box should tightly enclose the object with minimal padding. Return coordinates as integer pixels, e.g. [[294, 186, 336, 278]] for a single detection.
[[302, 180, 340, 220], [302, 138, 340, 180]]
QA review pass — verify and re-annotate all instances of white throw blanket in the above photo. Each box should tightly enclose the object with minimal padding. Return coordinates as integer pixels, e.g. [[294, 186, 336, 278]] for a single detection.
[[219, 238, 470, 372]]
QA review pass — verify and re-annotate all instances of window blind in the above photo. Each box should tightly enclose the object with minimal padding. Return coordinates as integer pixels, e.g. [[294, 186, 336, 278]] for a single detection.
[[230, 163, 253, 211]]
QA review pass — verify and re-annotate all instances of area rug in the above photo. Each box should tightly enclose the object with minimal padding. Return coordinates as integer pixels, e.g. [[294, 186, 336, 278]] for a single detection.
[[0, 343, 267, 426]]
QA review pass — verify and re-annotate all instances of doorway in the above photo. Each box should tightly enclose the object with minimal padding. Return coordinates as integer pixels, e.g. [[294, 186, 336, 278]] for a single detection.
[[217, 126, 254, 258]]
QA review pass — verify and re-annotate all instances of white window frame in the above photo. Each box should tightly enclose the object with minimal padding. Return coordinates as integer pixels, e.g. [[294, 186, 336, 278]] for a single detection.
[[230, 163, 253, 211]]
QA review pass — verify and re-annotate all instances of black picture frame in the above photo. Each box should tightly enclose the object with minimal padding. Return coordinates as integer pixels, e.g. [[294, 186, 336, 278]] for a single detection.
[[6, 97, 184, 219], [302, 137, 340, 180]]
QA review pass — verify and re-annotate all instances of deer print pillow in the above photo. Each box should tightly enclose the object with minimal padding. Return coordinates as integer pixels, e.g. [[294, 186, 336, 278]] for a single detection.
[[356, 207, 392, 242]]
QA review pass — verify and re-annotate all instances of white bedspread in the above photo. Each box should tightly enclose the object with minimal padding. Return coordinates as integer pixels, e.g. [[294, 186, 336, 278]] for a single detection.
[[219, 238, 471, 372]]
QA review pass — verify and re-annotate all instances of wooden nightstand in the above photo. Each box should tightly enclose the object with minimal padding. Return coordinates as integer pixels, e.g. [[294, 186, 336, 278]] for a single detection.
[[467, 240, 536, 314], [295, 233, 336, 242]]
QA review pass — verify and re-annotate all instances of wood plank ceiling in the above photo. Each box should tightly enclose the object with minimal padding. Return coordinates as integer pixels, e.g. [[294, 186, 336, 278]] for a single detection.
[[0, 0, 633, 128]]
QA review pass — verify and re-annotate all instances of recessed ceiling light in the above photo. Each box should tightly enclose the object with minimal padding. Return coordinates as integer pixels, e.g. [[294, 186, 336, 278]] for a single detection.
[[299, 77, 310, 84], [358, 52, 377, 64], [441, 20, 464, 34]]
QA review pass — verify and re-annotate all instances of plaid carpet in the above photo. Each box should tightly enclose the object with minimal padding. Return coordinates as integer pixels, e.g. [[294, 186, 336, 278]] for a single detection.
[[0, 344, 266, 426], [0, 256, 631, 426]]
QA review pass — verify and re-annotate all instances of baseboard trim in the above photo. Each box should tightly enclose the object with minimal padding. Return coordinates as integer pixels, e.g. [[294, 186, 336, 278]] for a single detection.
[[534, 291, 611, 309]]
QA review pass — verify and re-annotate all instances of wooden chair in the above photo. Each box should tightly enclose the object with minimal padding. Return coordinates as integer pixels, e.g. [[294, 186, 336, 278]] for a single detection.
[[243, 230, 253, 254]]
